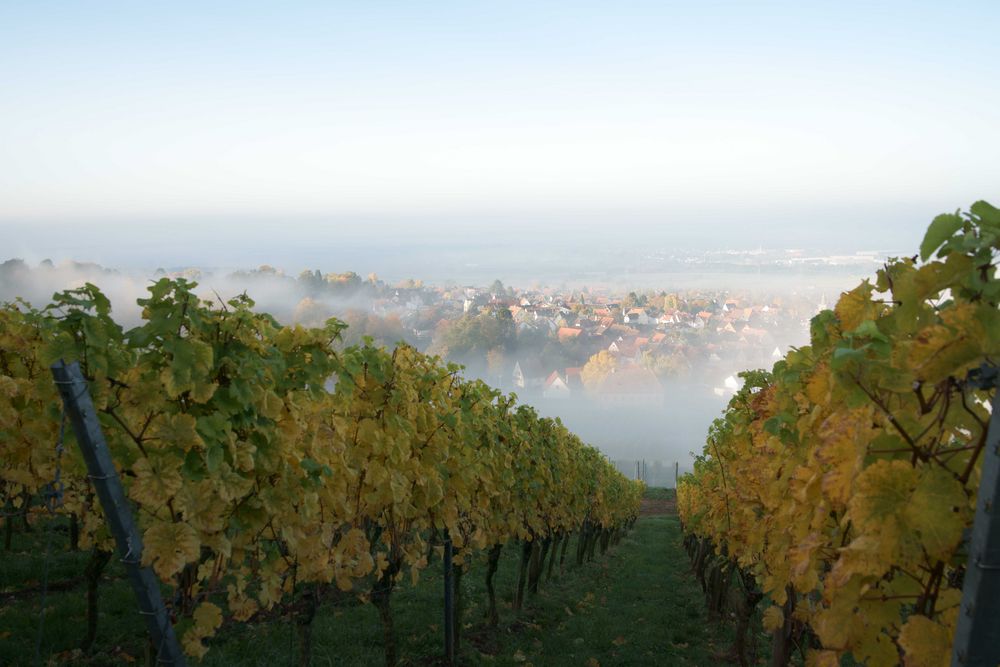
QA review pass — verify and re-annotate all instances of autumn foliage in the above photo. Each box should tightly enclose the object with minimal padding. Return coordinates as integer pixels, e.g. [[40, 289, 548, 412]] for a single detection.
[[0, 279, 641, 659], [678, 202, 1000, 665]]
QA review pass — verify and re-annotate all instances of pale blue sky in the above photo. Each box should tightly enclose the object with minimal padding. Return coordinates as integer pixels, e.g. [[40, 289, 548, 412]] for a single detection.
[[2, 1, 999, 265]]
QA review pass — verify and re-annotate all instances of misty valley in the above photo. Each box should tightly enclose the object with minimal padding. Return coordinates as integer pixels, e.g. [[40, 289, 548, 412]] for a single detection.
[[0, 256, 832, 483]]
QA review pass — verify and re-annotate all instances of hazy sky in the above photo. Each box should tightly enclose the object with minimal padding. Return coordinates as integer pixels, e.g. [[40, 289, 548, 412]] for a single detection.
[[2, 1, 999, 267]]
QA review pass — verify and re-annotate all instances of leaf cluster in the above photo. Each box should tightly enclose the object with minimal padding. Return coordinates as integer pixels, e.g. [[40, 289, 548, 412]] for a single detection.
[[678, 201, 1000, 665]]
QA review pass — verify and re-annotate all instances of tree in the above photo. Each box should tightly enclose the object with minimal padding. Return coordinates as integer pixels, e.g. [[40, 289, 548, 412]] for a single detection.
[[298, 270, 325, 294], [622, 291, 648, 310], [429, 310, 514, 365], [639, 350, 691, 378], [581, 351, 617, 390]]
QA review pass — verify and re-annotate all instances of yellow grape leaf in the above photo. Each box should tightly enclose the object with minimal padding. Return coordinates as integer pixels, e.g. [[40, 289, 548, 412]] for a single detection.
[[193, 601, 223, 635], [835, 282, 876, 331], [816, 407, 869, 508], [903, 465, 967, 561], [258, 565, 287, 608], [232, 441, 257, 472], [259, 390, 283, 420], [804, 369, 830, 406], [181, 631, 208, 660], [898, 615, 950, 667], [375, 552, 389, 578], [856, 628, 902, 666], [216, 463, 254, 503], [181, 601, 223, 659], [829, 535, 887, 588], [203, 531, 232, 560], [129, 453, 184, 506], [333, 527, 373, 590], [196, 560, 216, 583], [174, 480, 224, 533], [153, 413, 204, 452], [812, 578, 867, 650], [908, 305, 983, 384], [805, 650, 841, 667], [846, 460, 919, 565], [226, 584, 259, 622], [787, 532, 822, 592], [143, 521, 200, 580], [410, 556, 428, 586], [189, 379, 218, 404], [762, 605, 785, 632]]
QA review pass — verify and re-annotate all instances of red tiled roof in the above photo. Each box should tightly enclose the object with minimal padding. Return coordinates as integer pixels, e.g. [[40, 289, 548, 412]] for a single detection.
[[557, 327, 583, 341]]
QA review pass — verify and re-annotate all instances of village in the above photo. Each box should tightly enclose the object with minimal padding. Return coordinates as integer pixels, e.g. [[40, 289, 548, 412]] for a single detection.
[[283, 270, 827, 406], [0, 257, 829, 481], [2, 259, 829, 405]]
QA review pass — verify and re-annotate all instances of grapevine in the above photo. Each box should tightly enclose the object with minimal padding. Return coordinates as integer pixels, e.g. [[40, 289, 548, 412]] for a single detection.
[[678, 201, 1000, 666], [0, 277, 642, 663]]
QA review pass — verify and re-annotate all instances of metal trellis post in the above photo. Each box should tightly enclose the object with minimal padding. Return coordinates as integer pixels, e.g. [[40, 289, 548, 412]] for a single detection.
[[443, 535, 455, 664], [51, 360, 187, 667], [952, 364, 1000, 667]]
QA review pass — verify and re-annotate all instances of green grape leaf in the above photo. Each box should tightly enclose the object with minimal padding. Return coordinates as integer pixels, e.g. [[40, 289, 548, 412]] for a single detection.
[[920, 213, 963, 261]]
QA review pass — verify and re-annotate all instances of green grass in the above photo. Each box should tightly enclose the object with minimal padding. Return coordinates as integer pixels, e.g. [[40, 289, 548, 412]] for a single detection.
[[2, 515, 734, 666], [642, 487, 676, 501]]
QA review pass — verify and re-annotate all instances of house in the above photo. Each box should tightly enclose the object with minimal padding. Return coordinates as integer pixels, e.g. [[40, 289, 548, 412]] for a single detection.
[[542, 371, 571, 399], [657, 310, 681, 326], [512, 359, 549, 390], [532, 316, 558, 333], [595, 365, 664, 406], [557, 327, 583, 343], [623, 308, 653, 326]]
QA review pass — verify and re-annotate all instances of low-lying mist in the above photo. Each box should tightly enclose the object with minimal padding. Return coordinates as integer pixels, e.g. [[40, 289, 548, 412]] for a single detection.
[[1, 257, 844, 484]]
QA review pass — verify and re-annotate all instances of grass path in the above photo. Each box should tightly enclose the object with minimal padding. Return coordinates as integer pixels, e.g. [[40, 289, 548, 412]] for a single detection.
[[483, 515, 732, 666], [210, 514, 732, 666], [2, 507, 731, 665]]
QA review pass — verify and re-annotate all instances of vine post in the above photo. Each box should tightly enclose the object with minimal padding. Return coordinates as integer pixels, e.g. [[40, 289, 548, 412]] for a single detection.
[[50, 360, 187, 667], [951, 364, 1000, 667], [443, 535, 455, 664]]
